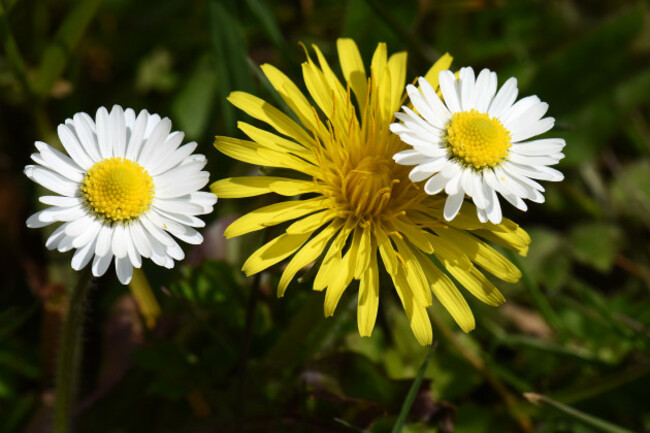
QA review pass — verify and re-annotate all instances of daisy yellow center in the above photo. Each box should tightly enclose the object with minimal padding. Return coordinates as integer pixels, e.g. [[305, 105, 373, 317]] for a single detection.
[[81, 157, 154, 223], [445, 109, 511, 169]]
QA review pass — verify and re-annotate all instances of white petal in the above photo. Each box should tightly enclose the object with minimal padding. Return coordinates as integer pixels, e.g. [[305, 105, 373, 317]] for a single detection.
[[507, 162, 564, 182], [64, 214, 93, 237], [126, 235, 142, 268], [476, 207, 488, 223], [95, 225, 114, 257], [148, 142, 198, 176], [444, 192, 465, 221], [153, 207, 206, 228], [71, 238, 96, 271], [406, 84, 447, 129], [510, 117, 555, 143], [485, 186, 502, 224], [137, 117, 172, 166], [111, 224, 129, 258], [418, 76, 451, 121], [45, 224, 69, 248], [474, 69, 497, 113], [393, 149, 429, 165], [25, 165, 79, 197], [423, 172, 449, 195], [128, 221, 153, 258], [57, 124, 94, 169], [26, 211, 53, 228], [154, 172, 210, 200], [187, 191, 217, 213], [71, 220, 102, 249], [147, 131, 186, 175], [33, 141, 84, 181], [115, 256, 133, 284], [504, 101, 549, 135], [39, 196, 81, 207], [511, 138, 566, 156], [34, 205, 86, 224], [408, 158, 447, 182], [70, 113, 101, 162], [140, 214, 177, 247], [125, 109, 149, 161], [488, 77, 518, 118], [95, 107, 113, 159], [445, 172, 463, 195], [110, 105, 127, 158], [499, 95, 541, 127], [508, 152, 562, 167], [439, 70, 462, 113], [459, 67, 476, 111], [92, 253, 112, 277]]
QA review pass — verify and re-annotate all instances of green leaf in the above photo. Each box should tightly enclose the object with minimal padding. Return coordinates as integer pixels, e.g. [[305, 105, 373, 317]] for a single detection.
[[391, 345, 436, 433], [171, 55, 218, 140], [31, 0, 102, 98], [569, 223, 623, 272], [525, 393, 636, 433]]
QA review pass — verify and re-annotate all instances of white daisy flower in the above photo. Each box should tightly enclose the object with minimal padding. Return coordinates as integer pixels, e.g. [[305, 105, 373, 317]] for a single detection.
[[25, 105, 217, 285], [390, 67, 565, 224]]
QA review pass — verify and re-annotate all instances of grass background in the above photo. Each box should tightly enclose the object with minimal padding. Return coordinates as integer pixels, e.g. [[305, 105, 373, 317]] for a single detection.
[[1, 0, 650, 432]]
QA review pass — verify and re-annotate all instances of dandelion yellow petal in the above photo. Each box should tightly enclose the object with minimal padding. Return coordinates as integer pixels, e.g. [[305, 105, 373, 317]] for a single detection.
[[387, 51, 408, 113], [391, 265, 433, 345], [238, 121, 317, 163], [286, 210, 335, 234], [337, 38, 368, 109], [358, 248, 379, 337], [354, 225, 373, 278], [416, 250, 475, 333], [260, 63, 327, 139], [210, 176, 318, 199], [213, 136, 273, 166], [437, 227, 521, 282], [430, 230, 473, 269], [376, 227, 398, 275], [444, 264, 506, 307], [370, 43, 387, 86], [393, 236, 432, 307], [391, 217, 435, 254], [278, 220, 343, 297], [228, 91, 314, 145], [301, 60, 339, 125], [225, 198, 328, 238], [311, 44, 348, 112], [423, 52, 453, 89], [255, 147, 320, 177], [324, 246, 356, 317], [313, 223, 353, 292], [242, 231, 312, 276], [475, 219, 531, 256]]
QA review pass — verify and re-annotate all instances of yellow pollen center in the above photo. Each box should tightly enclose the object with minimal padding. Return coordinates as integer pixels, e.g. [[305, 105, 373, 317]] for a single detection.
[[81, 157, 154, 223], [342, 156, 397, 218], [445, 109, 511, 169]]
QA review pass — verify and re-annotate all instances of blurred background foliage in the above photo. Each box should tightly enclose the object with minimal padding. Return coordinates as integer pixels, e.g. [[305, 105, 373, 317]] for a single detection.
[[1, 0, 650, 432]]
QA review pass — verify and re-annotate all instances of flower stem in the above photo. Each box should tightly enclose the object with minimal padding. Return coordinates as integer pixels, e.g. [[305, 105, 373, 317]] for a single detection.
[[53, 267, 94, 433]]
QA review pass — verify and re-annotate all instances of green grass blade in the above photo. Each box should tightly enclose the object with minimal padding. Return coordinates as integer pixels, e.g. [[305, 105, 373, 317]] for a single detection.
[[245, 0, 297, 68], [0, 1, 31, 95], [391, 343, 437, 433], [31, 0, 101, 98], [524, 393, 636, 433]]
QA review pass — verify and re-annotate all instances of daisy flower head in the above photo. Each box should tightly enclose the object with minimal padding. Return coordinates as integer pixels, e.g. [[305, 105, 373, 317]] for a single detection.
[[391, 67, 566, 224], [25, 106, 217, 285], [212, 40, 531, 345]]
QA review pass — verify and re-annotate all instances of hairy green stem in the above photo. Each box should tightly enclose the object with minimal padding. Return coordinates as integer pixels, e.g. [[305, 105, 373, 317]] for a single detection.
[[54, 267, 94, 433]]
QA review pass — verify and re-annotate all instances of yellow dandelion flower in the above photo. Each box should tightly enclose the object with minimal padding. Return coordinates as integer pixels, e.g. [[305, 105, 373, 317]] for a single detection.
[[211, 39, 530, 345]]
